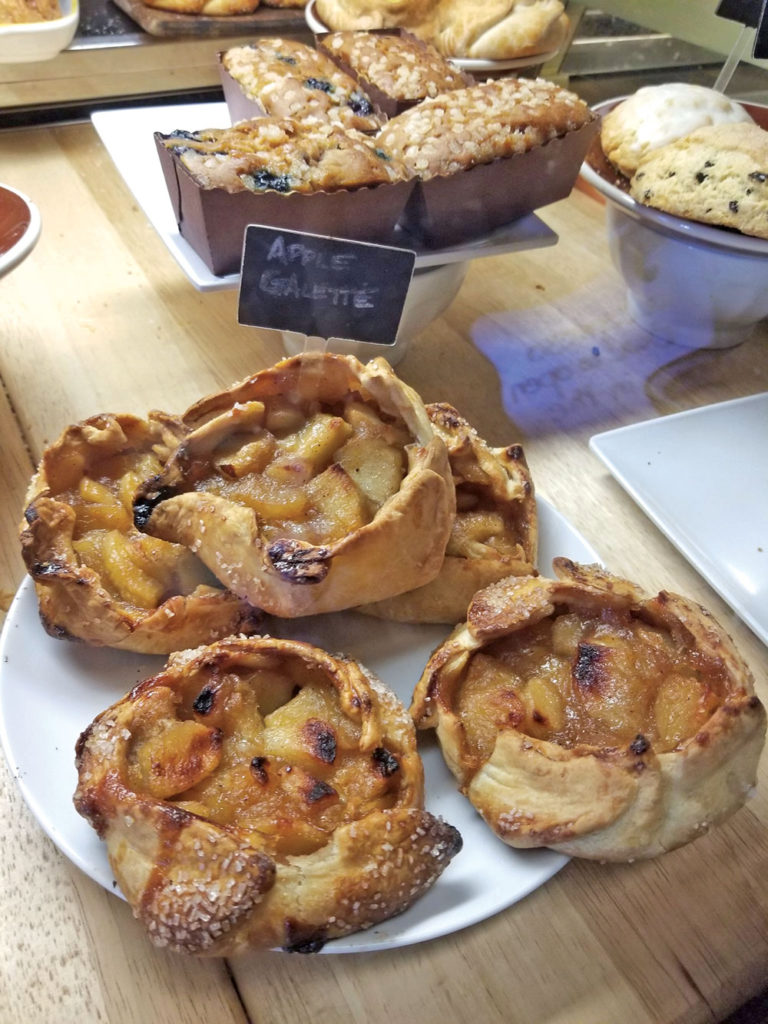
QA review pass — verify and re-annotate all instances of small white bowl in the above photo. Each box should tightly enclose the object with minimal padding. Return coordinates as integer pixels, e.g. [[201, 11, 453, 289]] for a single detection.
[[580, 98, 768, 350], [281, 260, 468, 365], [0, 183, 41, 279], [0, 0, 78, 63]]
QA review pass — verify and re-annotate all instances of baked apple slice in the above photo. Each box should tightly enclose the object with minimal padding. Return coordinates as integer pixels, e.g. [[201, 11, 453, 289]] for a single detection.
[[411, 559, 766, 861], [20, 412, 260, 653], [74, 635, 462, 954], [133, 353, 455, 617], [360, 402, 537, 623]]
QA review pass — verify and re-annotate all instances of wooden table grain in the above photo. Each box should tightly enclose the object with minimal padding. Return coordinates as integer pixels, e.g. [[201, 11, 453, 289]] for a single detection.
[[1, 120, 767, 1024]]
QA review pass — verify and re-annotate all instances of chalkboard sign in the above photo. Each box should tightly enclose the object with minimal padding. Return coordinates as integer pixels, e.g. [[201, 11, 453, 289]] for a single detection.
[[238, 225, 416, 346]]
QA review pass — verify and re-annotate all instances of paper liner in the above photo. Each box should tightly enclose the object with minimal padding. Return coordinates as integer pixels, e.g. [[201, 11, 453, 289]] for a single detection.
[[402, 115, 601, 248], [155, 134, 415, 276], [314, 28, 474, 119]]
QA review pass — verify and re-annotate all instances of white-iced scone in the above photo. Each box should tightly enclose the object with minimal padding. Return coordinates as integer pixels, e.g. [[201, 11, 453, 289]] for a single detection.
[[361, 403, 537, 623], [74, 635, 462, 954], [600, 82, 754, 179], [630, 121, 768, 241], [411, 559, 766, 861], [133, 353, 455, 618], [19, 413, 260, 653]]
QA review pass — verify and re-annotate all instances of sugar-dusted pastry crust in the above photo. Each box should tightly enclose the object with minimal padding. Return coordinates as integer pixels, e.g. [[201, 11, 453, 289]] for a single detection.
[[630, 122, 768, 241], [74, 635, 462, 954], [158, 117, 409, 196], [133, 354, 455, 618], [376, 76, 595, 180], [220, 39, 382, 133], [20, 413, 261, 654], [361, 403, 537, 623], [411, 559, 766, 861]]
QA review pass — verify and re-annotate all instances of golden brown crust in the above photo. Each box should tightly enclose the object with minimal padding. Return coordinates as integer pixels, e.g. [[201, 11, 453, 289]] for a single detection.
[[74, 635, 462, 954], [360, 402, 537, 623], [134, 354, 455, 618], [141, 0, 260, 15], [411, 560, 767, 860], [20, 413, 261, 654]]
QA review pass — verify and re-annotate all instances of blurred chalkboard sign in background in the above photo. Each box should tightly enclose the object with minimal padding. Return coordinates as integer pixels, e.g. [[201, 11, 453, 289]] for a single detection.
[[717, 0, 768, 58]]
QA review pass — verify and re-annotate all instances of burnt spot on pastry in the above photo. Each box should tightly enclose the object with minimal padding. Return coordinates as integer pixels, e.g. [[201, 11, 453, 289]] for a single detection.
[[695, 170, 708, 184], [304, 76, 334, 93], [23, 504, 39, 524], [30, 559, 70, 579], [133, 485, 179, 530], [283, 919, 327, 953], [372, 746, 400, 777], [506, 444, 525, 461], [267, 539, 331, 584], [250, 755, 269, 784], [39, 612, 83, 643], [572, 643, 608, 690], [303, 778, 338, 804], [729, 200, 739, 213], [192, 685, 216, 715], [629, 733, 650, 755], [275, 52, 297, 65], [349, 91, 374, 116], [302, 718, 337, 764]]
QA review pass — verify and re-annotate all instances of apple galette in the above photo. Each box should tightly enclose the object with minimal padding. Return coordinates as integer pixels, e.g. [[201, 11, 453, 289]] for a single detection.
[[19, 413, 260, 653], [411, 559, 766, 861], [361, 402, 537, 623], [74, 635, 462, 954], [133, 353, 455, 617]]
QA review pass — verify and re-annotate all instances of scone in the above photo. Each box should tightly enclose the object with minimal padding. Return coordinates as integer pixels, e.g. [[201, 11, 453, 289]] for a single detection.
[[411, 559, 766, 861], [19, 413, 260, 653], [133, 353, 455, 618], [630, 121, 768, 241], [600, 82, 754, 179], [74, 635, 462, 954], [220, 39, 382, 133], [361, 403, 537, 623]]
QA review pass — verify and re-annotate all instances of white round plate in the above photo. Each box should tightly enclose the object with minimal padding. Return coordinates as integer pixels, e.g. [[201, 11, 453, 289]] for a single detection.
[[0, 183, 41, 278], [305, 0, 559, 71], [580, 97, 768, 258], [0, 497, 598, 954]]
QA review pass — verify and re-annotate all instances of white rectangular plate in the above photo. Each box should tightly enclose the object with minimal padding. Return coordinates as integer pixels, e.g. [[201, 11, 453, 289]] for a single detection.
[[90, 102, 558, 292], [590, 393, 768, 646]]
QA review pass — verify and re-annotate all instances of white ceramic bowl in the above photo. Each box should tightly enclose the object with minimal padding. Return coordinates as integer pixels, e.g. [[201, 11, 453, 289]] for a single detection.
[[0, 183, 41, 279], [281, 260, 468, 365], [0, 0, 78, 63], [580, 98, 768, 350]]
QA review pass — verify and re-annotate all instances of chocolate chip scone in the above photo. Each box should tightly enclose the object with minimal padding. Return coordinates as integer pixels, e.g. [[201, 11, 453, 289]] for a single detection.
[[630, 121, 768, 241]]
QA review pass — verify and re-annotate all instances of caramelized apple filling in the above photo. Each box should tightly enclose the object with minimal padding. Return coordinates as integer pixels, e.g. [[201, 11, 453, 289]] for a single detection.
[[65, 451, 212, 608], [195, 396, 410, 544], [126, 654, 404, 858], [457, 606, 729, 765]]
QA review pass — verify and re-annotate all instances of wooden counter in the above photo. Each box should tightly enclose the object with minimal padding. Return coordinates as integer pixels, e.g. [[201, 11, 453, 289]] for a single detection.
[[1, 120, 767, 1024]]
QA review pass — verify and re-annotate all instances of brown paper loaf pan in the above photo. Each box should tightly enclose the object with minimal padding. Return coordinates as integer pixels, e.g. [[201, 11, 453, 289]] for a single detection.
[[402, 115, 601, 248], [154, 134, 415, 276], [313, 29, 475, 119]]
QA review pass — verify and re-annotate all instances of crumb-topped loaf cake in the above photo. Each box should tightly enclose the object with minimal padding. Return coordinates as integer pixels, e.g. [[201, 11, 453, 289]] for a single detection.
[[630, 121, 768, 241], [317, 30, 471, 106], [221, 39, 382, 133], [74, 635, 462, 954], [376, 76, 594, 179], [158, 117, 409, 195]]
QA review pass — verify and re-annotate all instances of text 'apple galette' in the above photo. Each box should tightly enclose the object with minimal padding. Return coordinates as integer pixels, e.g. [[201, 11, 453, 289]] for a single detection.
[[411, 559, 766, 861], [74, 635, 462, 954], [133, 353, 455, 617], [361, 402, 537, 623], [19, 413, 261, 653]]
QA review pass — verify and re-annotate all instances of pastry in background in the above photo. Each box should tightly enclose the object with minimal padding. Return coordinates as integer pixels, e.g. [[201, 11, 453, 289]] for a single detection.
[[630, 121, 768, 241], [411, 559, 766, 861], [19, 412, 261, 653], [74, 634, 462, 954], [0, 0, 61, 22], [600, 82, 754, 179], [361, 403, 537, 623]]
